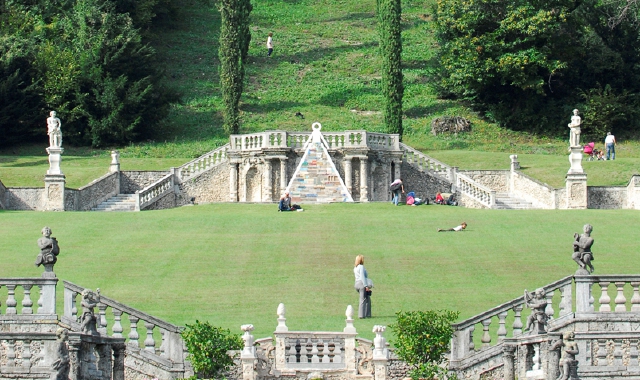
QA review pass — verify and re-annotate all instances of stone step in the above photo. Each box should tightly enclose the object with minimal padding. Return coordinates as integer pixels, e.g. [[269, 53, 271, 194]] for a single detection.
[[92, 194, 137, 212], [494, 193, 533, 210]]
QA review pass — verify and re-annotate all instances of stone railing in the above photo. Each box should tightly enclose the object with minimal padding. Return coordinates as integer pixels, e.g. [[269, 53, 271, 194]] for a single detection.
[[136, 173, 174, 211], [400, 143, 453, 181], [450, 275, 573, 368], [456, 172, 496, 208], [0, 277, 58, 315], [575, 275, 640, 312], [177, 144, 229, 182], [62, 281, 187, 378]]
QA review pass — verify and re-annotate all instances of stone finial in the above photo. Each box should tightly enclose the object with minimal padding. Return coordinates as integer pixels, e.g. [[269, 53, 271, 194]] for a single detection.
[[35, 226, 60, 277], [110, 151, 120, 173], [373, 325, 389, 359], [276, 303, 288, 332], [241, 324, 256, 358], [344, 305, 356, 333]]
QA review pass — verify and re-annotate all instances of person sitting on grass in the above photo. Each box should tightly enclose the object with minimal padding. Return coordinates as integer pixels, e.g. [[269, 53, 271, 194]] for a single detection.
[[438, 222, 467, 232], [435, 192, 445, 205], [278, 192, 292, 211]]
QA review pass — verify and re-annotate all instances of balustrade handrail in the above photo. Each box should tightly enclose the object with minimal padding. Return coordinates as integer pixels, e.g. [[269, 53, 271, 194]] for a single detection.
[[452, 275, 573, 330], [228, 131, 402, 151], [575, 274, 640, 283], [177, 144, 229, 181], [456, 172, 496, 208], [400, 143, 452, 175], [0, 278, 58, 286], [63, 281, 181, 333], [137, 173, 174, 210]]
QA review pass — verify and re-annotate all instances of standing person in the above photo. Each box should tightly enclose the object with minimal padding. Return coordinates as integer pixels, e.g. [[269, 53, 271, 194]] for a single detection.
[[605, 132, 617, 160], [267, 32, 273, 57], [389, 178, 404, 206], [438, 222, 467, 232], [353, 255, 371, 319]]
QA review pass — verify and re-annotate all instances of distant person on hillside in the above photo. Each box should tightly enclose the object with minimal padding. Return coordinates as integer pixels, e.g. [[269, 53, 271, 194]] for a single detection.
[[278, 192, 292, 211], [267, 32, 274, 57], [438, 222, 467, 232], [605, 132, 617, 160], [353, 255, 372, 319], [389, 178, 404, 206]]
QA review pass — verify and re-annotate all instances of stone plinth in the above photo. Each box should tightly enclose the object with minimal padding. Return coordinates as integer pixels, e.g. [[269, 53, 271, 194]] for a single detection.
[[46, 146, 64, 175], [44, 174, 66, 211], [568, 146, 583, 174], [565, 173, 587, 209]]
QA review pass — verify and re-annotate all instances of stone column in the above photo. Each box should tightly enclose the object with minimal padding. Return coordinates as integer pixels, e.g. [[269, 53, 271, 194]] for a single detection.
[[279, 158, 288, 194], [502, 344, 516, 380], [575, 275, 593, 312], [373, 325, 389, 380], [229, 162, 238, 202], [565, 173, 587, 209], [263, 159, 273, 202], [359, 156, 369, 202], [241, 325, 257, 380], [112, 343, 126, 380], [44, 147, 66, 211], [68, 340, 81, 380], [343, 157, 353, 194]]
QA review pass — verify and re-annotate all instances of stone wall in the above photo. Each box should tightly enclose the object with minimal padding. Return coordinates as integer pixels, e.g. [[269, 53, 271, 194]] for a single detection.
[[510, 171, 557, 209], [120, 171, 170, 194], [4, 188, 44, 210], [76, 172, 119, 211], [177, 164, 230, 205], [627, 175, 640, 209], [459, 192, 485, 209], [0, 179, 6, 209], [143, 190, 177, 210], [401, 162, 454, 202], [460, 170, 509, 193], [587, 186, 627, 209]]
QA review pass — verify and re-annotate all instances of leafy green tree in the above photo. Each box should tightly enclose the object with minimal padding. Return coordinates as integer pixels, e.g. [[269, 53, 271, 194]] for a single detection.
[[181, 320, 243, 380], [376, 0, 404, 138], [219, 0, 252, 135], [391, 310, 459, 380]]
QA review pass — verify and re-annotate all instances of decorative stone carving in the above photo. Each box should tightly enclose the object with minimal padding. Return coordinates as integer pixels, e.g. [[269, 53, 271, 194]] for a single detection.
[[552, 332, 579, 380], [573, 224, 595, 274], [52, 328, 70, 380], [80, 288, 100, 335], [524, 288, 548, 334], [355, 340, 373, 375], [47, 111, 62, 148], [35, 226, 60, 276], [344, 305, 356, 333], [568, 109, 581, 148]]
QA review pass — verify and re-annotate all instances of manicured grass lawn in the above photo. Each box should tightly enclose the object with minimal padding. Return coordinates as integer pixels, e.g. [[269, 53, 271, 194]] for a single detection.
[[1, 203, 639, 340]]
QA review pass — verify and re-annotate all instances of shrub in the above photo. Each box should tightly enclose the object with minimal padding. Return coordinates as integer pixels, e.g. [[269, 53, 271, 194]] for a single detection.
[[181, 320, 243, 379], [391, 309, 459, 380]]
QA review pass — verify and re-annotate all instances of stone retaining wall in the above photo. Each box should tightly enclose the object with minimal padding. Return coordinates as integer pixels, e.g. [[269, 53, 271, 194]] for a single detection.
[[143, 190, 177, 210], [177, 164, 230, 205], [401, 161, 453, 202], [120, 171, 169, 194], [0, 179, 6, 209], [587, 186, 627, 209], [510, 171, 557, 209], [4, 188, 44, 210], [460, 170, 509, 193]]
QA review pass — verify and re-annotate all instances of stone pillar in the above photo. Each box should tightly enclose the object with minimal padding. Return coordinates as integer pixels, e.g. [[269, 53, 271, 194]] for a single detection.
[[229, 162, 238, 202], [279, 158, 288, 193], [44, 171, 66, 212], [241, 324, 257, 380], [547, 336, 561, 380], [68, 340, 81, 380], [274, 303, 287, 371], [565, 173, 587, 209], [110, 150, 120, 173], [568, 146, 584, 175], [263, 159, 273, 202], [575, 275, 593, 312], [40, 278, 57, 314], [343, 157, 353, 194], [503, 344, 516, 380], [112, 343, 126, 380], [359, 156, 369, 202]]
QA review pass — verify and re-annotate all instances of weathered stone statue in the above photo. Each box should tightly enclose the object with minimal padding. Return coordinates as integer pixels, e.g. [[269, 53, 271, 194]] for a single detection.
[[524, 288, 548, 334], [551, 331, 579, 380], [35, 226, 60, 268], [47, 111, 62, 148], [568, 109, 581, 147], [572, 224, 595, 274], [51, 328, 70, 380], [80, 288, 100, 335]]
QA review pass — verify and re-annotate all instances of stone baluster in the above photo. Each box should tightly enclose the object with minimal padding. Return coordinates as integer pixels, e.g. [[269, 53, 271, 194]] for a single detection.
[[241, 324, 256, 380], [545, 290, 555, 320], [5, 285, 17, 314], [614, 339, 623, 366], [288, 341, 297, 363], [144, 322, 156, 352], [631, 282, 640, 312], [615, 282, 627, 312], [630, 339, 639, 366], [468, 325, 475, 352], [311, 342, 320, 363], [22, 285, 33, 314], [597, 339, 608, 366], [512, 305, 523, 336], [333, 341, 342, 363], [481, 319, 492, 348], [560, 283, 573, 316], [599, 282, 611, 311], [112, 309, 123, 338], [589, 283, 595, 311], [98, 303, 108, 335], [322, 341, 331, 363], [37, 284, 43, 314], [22, 340, 32, 368], [6, 339, 15, 366], [497, 311, 508, 342], [128, 315, 140, 347], [301, 339, 310, 363]]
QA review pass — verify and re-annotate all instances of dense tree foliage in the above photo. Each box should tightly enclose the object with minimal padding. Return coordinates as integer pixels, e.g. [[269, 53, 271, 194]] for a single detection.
[[0, 0, 177, 147], [219, 0, 252, 135], [377, 0, 404, 138], [433, 0, 640, 138]]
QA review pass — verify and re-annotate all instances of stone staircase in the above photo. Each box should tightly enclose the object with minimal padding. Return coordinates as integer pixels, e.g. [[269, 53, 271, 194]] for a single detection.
[[494, 192, 533, 209], [92, 194, 137, 211]]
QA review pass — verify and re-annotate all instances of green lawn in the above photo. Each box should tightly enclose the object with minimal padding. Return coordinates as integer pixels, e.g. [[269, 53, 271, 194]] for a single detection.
[[1, 204, 638, 340]]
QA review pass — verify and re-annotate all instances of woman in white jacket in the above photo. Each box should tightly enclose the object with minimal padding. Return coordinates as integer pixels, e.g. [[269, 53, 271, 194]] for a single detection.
[[353, 255, 371, 319]]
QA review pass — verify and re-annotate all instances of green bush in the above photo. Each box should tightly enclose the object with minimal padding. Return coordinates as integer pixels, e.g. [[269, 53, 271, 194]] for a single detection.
[[181, 320, 243, 380], [391, 310, 459, 380], [580, 83, 638, 140]]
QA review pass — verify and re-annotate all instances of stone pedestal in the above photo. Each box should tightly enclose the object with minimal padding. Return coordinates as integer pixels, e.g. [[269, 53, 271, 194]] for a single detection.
[[565, 173, 587, 209], [568, 146, 583, 174], [109, 150, 120, 173], [44, 174, 66, 211], [46, 147, 64, 175]]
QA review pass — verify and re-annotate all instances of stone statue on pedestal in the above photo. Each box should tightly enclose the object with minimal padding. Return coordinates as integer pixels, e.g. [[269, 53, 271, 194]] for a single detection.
[[568, 109, 581, 147], [524, 288, 548, 334], [551, 331, 579, 380], [51, 328, 70, 380], [80, 288, 100, 335], [573, 224, 595, 274], [47, 111, 62, 148], [35, 226, 60, 268]]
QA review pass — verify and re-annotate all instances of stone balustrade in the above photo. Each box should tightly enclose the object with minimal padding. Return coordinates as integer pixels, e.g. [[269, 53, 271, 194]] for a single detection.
[[62, 281, 185, 369], [400, 143, 453, 181], [0, 278, 58, 316], [177, 144, 229, 182], [575, 275, 640, 312], [136, 173, 174, 210], [278, 332, 348, 369], [456, 172, 496, 208]]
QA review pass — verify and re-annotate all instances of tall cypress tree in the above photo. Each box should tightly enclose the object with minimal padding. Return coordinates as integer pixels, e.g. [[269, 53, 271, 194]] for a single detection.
[[219, 0, 252, 135], [376, 0, 403, 139]]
